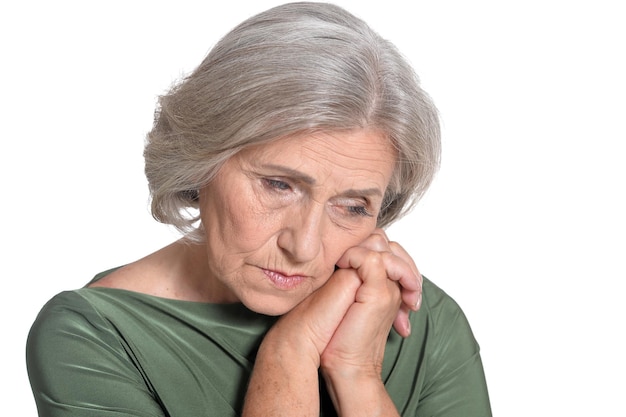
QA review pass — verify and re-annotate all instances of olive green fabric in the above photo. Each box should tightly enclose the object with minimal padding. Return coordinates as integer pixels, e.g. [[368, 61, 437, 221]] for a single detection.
[[26, 271, 491, 416]]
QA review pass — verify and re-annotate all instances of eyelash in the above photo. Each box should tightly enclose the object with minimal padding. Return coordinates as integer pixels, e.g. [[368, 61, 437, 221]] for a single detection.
[[263, 178, 291, 191], [347, 205, 372, 217]]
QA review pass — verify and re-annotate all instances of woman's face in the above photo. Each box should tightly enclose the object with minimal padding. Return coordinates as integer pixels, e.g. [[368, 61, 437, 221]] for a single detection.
[[198, 129, 396, 315]]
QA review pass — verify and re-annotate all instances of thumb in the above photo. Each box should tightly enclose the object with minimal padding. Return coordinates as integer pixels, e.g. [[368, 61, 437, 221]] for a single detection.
[[287, 268, 361, 354]]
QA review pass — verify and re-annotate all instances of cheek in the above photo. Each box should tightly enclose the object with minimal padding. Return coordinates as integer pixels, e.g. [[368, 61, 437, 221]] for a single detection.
[[309, 231, 371, 291], [204, 179, 278, 245], [322, 227, 376, 264], [215, 203, 282, 253]]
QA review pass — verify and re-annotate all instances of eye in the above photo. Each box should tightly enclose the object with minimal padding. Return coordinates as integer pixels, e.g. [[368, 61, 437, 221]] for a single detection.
[[263, 178, 291, 191]]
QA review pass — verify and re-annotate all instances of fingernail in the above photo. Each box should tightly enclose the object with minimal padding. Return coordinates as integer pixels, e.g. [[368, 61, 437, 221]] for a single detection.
[[413, 294, 422, 311]]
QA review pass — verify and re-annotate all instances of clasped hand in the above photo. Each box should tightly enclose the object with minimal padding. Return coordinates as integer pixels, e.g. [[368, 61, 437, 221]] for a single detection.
[[274, 229, 422, 377]]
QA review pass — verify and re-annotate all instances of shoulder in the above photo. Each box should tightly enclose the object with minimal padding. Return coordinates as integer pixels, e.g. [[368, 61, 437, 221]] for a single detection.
[[413, 277, 483, 372], [26, 286, 151, 369], [422, 276, 479, 343], [27, 290, 127, 396], [86, 249, 176, 298], [26, 290, 120, 357], [407, 277, 492, 415], [26, 288, 156, 387], [86, 240, 207, 301], [421, 277, 470, 326], [29, 290, 101, 330], [416, 276, 485, 380], [87, 261, 153, 291], [26, 291, 168, 415]]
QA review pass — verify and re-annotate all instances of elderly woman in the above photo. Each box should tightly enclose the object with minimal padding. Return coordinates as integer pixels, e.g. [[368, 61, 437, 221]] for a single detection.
[[26, 3, 491, 416]]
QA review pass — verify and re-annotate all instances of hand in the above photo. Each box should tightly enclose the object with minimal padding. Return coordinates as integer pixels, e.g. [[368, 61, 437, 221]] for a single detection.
[[261, 267, 363, 367], [319, 230, 421, 374], [317, 230, 420, 416], [243, 269, 363, 417], [336, 229, 422, 338], [246, 231, 420, 417]]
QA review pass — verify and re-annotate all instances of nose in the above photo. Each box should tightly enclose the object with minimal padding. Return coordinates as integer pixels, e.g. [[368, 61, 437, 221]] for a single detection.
[[277, 202, 324, 263]]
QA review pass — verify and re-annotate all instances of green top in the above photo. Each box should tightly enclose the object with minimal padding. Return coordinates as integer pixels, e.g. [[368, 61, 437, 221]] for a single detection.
[[26, 271, 492, 416]]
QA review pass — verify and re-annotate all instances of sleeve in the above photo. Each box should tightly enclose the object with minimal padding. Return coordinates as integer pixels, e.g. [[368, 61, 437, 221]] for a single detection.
[[26, 291, 166, 417], [416, 284, 492, 417]]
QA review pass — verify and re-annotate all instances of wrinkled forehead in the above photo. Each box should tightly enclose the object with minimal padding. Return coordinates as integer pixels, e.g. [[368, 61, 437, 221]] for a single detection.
[[233, 129, 397, 193], [241, 128, 396, 160]]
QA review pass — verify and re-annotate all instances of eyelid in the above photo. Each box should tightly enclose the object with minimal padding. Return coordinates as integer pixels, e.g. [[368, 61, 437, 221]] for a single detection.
[[263, 177, 292, 190], [332, 197, 373, 217], [259, 172, 377, 218], [349, 206, 373, 217], [334, 195, 369, 206]]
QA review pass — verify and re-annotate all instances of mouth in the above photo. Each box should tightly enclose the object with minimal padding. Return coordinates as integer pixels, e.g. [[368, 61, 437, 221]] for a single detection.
[[262, 269, 308, 290]]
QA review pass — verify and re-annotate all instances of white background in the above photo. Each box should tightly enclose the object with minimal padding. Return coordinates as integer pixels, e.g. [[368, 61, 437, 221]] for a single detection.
[[2, 1, 624, 415]]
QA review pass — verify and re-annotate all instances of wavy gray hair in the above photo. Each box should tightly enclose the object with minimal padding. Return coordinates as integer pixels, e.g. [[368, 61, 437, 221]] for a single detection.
[[144, 2, 441, 241]]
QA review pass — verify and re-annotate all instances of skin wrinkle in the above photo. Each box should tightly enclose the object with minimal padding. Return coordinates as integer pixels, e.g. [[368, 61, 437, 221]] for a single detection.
[[296, 139, 390, 217], [195, 129, 396, 315]]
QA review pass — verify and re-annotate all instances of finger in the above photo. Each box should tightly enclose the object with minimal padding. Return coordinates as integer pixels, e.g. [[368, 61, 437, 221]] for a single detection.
[[388, 241, 422, 288], [336, 246, 405, 321], [386, 264, 420, 311], [336, 246, 421, 310], [378, 251, 419, 290], [348, 238, 420, 292], [283, 268, 362, 355], [354, 228, 390, 253], [392, 304, 412, 338], [377, 251, 420, 307], [387, 242, 422, 311], [381, 256, 420, 311]]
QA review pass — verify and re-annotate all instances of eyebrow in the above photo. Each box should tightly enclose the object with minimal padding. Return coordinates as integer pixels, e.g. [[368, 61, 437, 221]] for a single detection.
[[261, 164, 384, 198]]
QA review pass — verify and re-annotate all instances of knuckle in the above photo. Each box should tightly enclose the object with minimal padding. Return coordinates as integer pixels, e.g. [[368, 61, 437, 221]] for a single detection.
[[363, 232, 389, 252], [381, 279, 401, 299], [363, 250, 385, 267]]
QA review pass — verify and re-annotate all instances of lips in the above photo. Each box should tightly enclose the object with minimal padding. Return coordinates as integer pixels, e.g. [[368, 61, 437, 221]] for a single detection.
[[262, 269, 307, 290]]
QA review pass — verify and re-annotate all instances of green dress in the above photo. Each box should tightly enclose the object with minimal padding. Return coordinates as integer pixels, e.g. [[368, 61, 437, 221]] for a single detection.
[[26, 270, 492, 416]]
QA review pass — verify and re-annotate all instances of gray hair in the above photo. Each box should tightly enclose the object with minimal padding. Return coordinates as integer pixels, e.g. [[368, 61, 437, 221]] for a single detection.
[[144, 2, 441, 241]]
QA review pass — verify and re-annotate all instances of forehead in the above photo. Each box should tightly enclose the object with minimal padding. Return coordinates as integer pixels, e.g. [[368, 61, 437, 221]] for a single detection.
[[235, 130, 397, 190], [241, 129, 396, 167]]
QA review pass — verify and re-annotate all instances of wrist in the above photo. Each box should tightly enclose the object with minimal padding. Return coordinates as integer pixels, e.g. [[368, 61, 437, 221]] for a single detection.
[[262, 318, 322, 368], [243, 324, 321, 416], [321, 370, 398, 417]]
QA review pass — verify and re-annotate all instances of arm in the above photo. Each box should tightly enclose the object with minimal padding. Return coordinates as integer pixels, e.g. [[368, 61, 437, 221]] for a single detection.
[[320, 235, 418, 417]]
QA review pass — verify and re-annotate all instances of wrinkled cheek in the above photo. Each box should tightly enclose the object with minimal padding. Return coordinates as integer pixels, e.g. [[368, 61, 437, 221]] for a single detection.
[[316, 265, 339, 288]]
